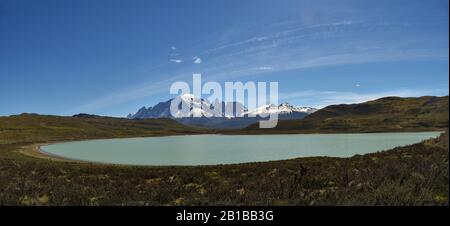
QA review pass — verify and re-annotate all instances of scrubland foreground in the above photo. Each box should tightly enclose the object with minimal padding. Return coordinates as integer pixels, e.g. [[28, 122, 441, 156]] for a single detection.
[[0, 128, 448, 205]]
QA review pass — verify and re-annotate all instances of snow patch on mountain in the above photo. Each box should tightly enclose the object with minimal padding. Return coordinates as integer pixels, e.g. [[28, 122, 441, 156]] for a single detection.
[[128, 94, 317, 120], [244, 103, 317, 117]]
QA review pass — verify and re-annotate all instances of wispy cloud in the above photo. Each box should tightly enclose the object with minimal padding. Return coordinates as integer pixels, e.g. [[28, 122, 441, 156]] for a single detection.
[[194, 20, 448, 81], [170, 59, 183, 63], [256, 66, 274, 71], [193, 57, 202, 64], [169, 46, 181, 60], [280, 88, 449, 108], [65, 74, 187, 115], [69, 18, 448, 115]]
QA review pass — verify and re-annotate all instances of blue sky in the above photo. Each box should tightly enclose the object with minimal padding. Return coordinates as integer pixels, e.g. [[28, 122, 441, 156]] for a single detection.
[[0, 0, 448, 116]]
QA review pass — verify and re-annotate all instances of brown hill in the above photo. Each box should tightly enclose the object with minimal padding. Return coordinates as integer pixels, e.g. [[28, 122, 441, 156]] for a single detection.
[[238, 96, 449, 134]]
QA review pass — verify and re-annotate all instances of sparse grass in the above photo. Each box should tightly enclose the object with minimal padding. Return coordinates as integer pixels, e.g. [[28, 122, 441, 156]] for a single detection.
[[0, 132, 448, 205], [0, 113, 209, 145]]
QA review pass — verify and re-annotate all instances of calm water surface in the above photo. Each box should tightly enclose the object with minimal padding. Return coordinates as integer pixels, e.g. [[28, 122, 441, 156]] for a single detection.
[[41, 132, 442, 166]]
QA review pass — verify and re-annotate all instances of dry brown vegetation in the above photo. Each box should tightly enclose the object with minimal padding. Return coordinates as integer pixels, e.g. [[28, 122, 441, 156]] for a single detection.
[[0, 132, 447, 205]]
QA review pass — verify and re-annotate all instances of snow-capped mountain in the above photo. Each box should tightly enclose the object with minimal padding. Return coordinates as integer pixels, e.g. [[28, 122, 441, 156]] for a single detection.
[[129, 94, 246, 119], [244, 103, 317, 117], [128, 94, 317, 129], [171, 94, 214, 118], [176, 94, 247, 118]]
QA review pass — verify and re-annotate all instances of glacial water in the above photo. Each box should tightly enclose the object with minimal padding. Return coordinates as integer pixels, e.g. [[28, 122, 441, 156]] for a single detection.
[[41, 132, 442, 166]]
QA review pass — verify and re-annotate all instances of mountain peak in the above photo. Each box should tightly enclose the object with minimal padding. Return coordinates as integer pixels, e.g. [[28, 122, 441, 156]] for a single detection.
[[127, 95, 318, 128], [244, 103, 317, 116], [179, 93, 197, 99]]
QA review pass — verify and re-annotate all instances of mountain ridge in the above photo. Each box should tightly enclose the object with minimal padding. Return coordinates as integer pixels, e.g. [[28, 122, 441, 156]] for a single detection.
[[232, 95, 449, 134], [128, 94, 318, 129]]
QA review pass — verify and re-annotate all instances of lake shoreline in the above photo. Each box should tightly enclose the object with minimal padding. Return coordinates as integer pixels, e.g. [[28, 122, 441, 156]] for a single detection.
[[3, 131, 447, 206], [34, 131, 445, 167]]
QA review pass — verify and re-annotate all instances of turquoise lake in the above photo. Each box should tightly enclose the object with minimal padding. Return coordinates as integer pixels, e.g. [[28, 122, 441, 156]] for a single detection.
[[41, 132, 442, 166]]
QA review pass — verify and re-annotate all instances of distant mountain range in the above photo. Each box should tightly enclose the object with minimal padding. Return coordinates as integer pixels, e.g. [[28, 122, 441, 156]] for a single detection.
[[128, 94, 317, 129], [1, 96, 447, 145]]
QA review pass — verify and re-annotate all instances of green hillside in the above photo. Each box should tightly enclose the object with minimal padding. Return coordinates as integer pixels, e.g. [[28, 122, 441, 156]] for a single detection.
[[0, 114, 209, 145], [238, 96, 449, 134]]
